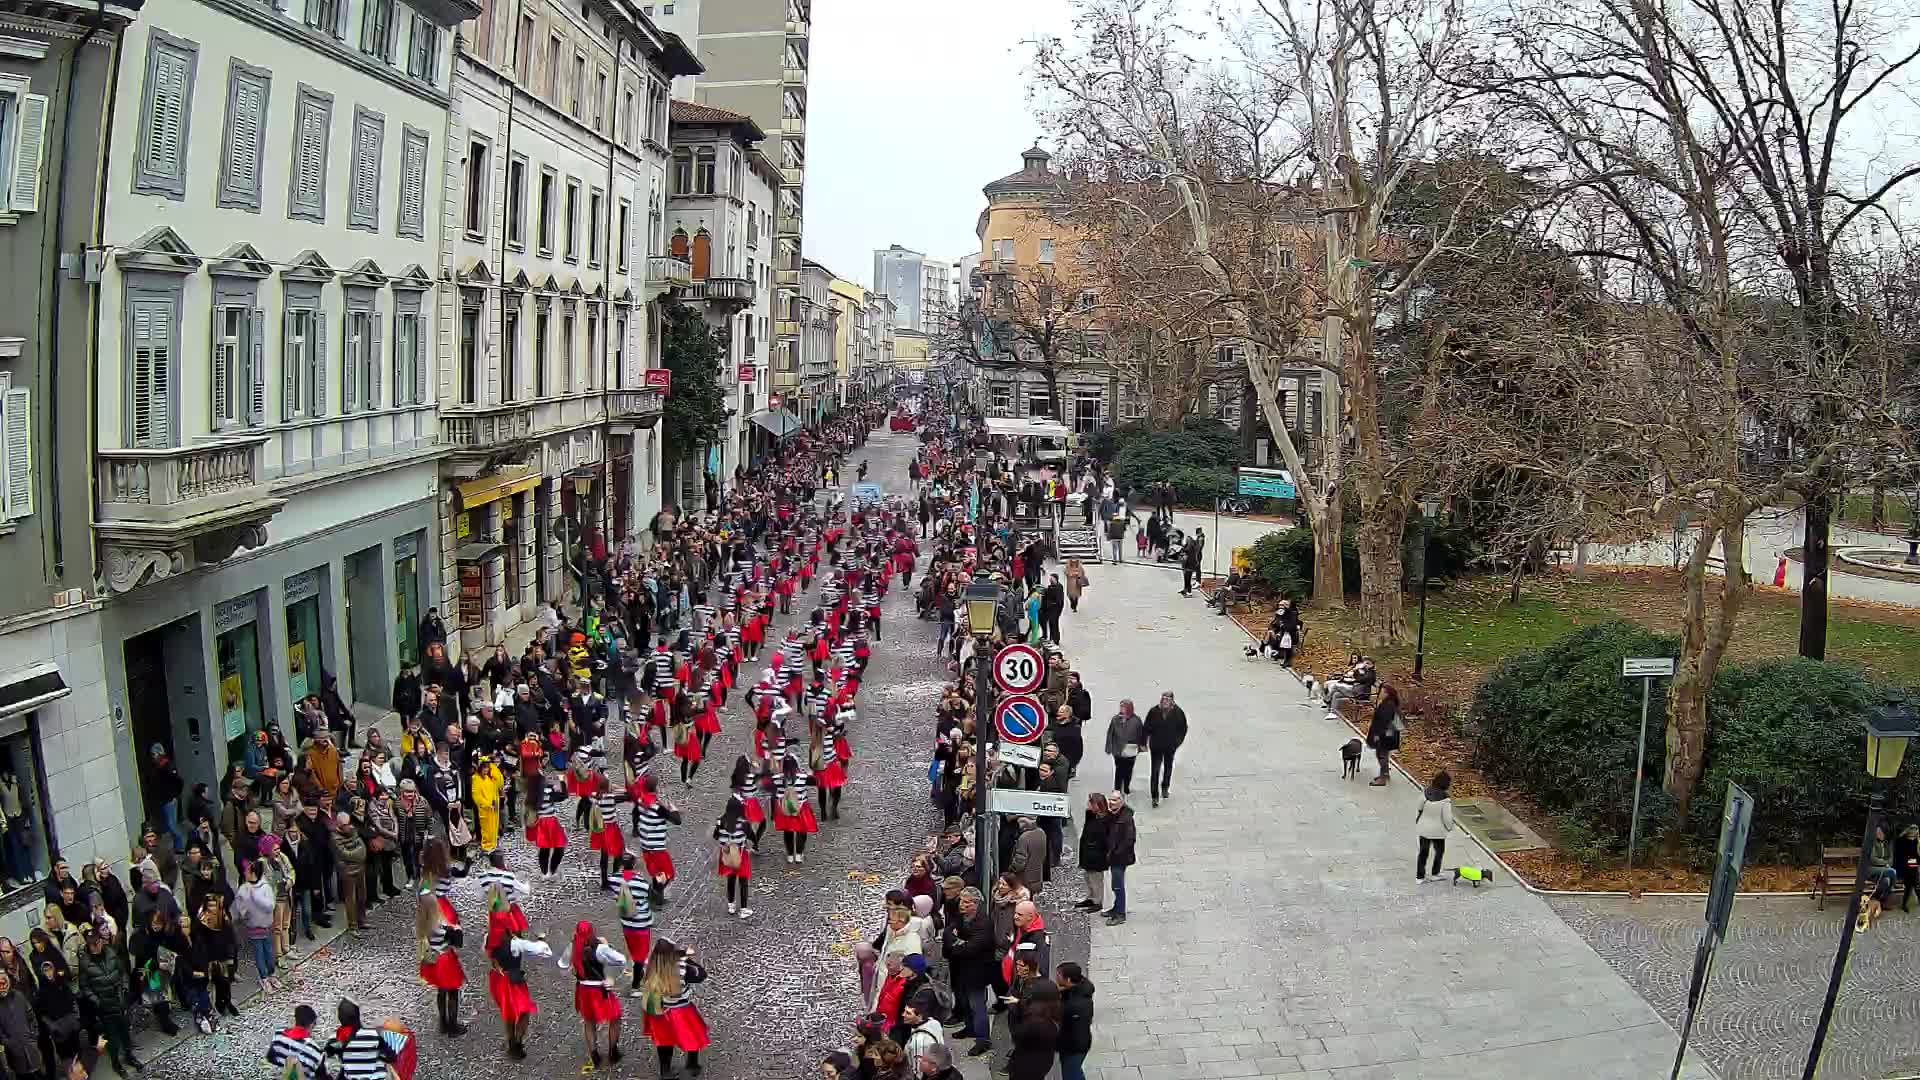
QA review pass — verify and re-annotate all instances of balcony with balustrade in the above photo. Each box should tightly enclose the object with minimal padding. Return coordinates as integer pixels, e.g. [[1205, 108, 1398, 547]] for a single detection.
[[695, 276, 756, 309], [607, 388, 665, 427], [439, 401, 538, 452], [643, 254, 694, 303], [95, 436, 287, 593]]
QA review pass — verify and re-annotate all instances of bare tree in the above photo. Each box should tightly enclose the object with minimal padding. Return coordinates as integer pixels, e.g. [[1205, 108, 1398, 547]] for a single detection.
[[944, 262, 1105, 422]]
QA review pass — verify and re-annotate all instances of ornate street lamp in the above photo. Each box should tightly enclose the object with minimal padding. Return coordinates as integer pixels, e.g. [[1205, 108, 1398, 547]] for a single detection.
[[1413, 496, 1442, 680]]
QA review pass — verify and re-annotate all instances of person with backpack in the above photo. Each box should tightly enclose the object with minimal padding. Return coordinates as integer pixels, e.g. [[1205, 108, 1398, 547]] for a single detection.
[[899, 989, 948, 1062]]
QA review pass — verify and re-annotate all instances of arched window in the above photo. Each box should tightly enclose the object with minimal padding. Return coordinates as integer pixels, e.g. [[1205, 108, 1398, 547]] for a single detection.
[[670, 229, 689, 260], [694, 148, 716, 194], [671, 149, 692, 195], [691, 229, 711, 279]]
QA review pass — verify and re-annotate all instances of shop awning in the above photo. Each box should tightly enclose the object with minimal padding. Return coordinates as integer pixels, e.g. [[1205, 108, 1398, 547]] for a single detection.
[[455, 468, 540, 509], [751, 409, 806, 437], [985, 416, 1073, 439], [454, 540, 505, 561], [0, 661, 69, 736]]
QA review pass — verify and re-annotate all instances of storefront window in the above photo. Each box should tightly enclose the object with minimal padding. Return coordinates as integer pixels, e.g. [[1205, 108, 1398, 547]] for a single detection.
[[395, 539, 422, 666], [0, 724, 48, 891], [285, 572, 325, 704], [503, 496, 523, 608], [217, 622, 265, 768]]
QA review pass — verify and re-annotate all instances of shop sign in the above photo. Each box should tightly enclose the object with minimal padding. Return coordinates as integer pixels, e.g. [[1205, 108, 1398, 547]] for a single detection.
[[287, 641, 310, 702], [213, 595, 256, 633], [455, 512, 472, 540], [284, 569, 321, 605], [395, 535, 420, 560], [457, 562, 485, 630], [644, 369, 672, 391], [739, 365, 757, 383], [220, 672, 246, 740]]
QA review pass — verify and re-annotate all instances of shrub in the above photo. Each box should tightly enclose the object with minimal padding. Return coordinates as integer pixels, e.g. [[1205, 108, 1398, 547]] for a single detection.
[[1246, 526, 1358, 599], [1110, 419, 1242, 505]]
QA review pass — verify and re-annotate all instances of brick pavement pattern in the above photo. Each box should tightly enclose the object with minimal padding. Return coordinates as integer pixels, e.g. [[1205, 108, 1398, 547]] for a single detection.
[[1054, 563, 1716, 1080]]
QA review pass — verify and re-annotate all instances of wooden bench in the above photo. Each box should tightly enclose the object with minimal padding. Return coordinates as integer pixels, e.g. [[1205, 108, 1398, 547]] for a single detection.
[[1813, 847, 1862, 909]]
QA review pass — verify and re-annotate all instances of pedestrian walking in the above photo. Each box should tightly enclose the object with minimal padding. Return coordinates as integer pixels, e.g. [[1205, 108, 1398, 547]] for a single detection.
[[773, 747, 820, 865], [1005, 979, 1062, 1080], [1062, 560, 1088, 612], [331, 812, 368, 931], [1103, 793, 1136, 925], [1366, 684, 1403, 787], [322, 998, 399, 1080], [1055, 963, 1095, 1080], [1103, 700, 1145, 795], [566, 920, 628, 1071], [631, 774, 681, 903], [1415, 770, 1456, 881], [526, 777, 570, 878], [1142, 691, 1187, 807], [638, 938, 709, 1078], [1073, 793, 1110, 913]]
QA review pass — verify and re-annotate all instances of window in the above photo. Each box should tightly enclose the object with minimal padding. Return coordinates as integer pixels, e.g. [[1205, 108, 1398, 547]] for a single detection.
[[464, 136, 488, 237], [571, 52, 585, 117], [0, 81, 46, 214], [502, 307, 520, 402], [545, 34, 561, 98], [992, 238, 1013, 266], [288, 85, 332, 222], [1038, 237, 1054, 264], [537, 167, 555, 253], [1271, 247, 1296, 272], [693, 147, 715, 194], [0, 371, 29, 521], [348, 106, 385, 232], [126, 286, 180, 447], [210, 288, 264, 429], [215, 61, 269, 212], [585, 307, 599, 391], [343, 295, 380, 412], [134, 31, 197, 200], [561, 310, 575, 393], [614, 312, 627, 388], [1026, 385, 1053, 420], [648, 80, 667, 143], [587, 188, 603, 266], [621, 89, 634, 143], [505, 155, 527, 248], [671, 148, 690, 194], [533, 306, 549, 396], [393, 304, 424, 406], [730, 150, 742, 196], [746, 202, 758, 247], [515, 14, 535, 79], [281, 290, 325, 420], [304, 0, 341, 36], [361, 0, 396, 60], [616, 200, 629, 272], [407, 17, 440, 82], [563, 178, 580, 262], [398, 126, 428, 239], [458, 306, 479, 405], [990, 382, 1012, 414], [594, 69, 608, 132]]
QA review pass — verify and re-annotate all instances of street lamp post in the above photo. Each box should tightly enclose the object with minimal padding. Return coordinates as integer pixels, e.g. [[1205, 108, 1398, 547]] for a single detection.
[[1413, 496, 1441, 680], [964, 578, 1001, 890], [1802, 701, 1920, 1079]]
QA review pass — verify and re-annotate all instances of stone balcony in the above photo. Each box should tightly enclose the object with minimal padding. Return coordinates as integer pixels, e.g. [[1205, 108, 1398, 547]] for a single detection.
[[777, 210, 803, 237], [695, 276, 756, 308], [95, 436, 286, 593], [607, 388, 665, 427], [642, 255, 693, 303], [439, 401, 537, 451]]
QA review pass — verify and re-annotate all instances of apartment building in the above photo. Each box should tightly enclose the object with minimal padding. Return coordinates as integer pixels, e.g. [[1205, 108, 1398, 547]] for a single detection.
[[665, 98, 771, 490], [873, 243, 951, 336], [441, 0, 698, 648], [89, 0, 477, 834], [797, 259, 835, 422], [0, 0, 140, 923]]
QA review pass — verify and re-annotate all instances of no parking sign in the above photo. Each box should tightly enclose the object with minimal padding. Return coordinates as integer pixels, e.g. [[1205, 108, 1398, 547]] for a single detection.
[[995, 694, 1047, 744]]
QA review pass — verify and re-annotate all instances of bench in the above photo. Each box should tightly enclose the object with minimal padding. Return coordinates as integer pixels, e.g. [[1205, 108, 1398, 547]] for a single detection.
[[1813, 847, 1861, 909]]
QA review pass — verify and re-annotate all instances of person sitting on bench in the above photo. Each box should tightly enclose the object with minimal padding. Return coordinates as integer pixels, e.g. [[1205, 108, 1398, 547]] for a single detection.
[[1322, 656, 1376, 712]]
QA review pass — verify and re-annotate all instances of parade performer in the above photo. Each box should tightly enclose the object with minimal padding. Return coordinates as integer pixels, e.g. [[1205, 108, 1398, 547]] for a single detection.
[[611, 854, 654, 996], [670, 690, 703, 784], [773, 745, 820, 865], [632, 774, 682, 906], [728, 755, 768, 852], [415, 855, 468, 1036], [323, 998, 400, 1080], [588, 765, 626, 889], [565, 920, 628, 1071], [485, 892, 550, 1060], [713, 791, 753, 920], [527, 776, 569, 878], [639, 939, 709, 1078]]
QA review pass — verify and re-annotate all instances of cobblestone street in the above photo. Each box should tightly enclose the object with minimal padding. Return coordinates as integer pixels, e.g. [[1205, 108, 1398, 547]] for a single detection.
[[1551, 894, 1920, 1080], [130, 429, 1094, 1080]]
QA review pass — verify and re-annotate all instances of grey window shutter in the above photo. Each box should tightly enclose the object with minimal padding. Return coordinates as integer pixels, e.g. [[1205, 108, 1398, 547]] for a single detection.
[[343, 315, 360, 412], [148, 55, 186, 180], [312, 314, 328, 416], [413, 316, 427, 404], [399, 129, 427, 238], [283, 310, 299, 420], [223, 73, 267, 208], [350, 111, 383, 230], [369, 309, 383, 407], [1, 380, 27, 519], [249, 307, 267, 425], [9, 93, 48, 212], [210, 304, 228, 425]]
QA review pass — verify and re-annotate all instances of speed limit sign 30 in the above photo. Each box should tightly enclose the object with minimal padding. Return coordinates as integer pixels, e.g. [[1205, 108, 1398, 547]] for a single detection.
[[992, 643, 1046, 694]]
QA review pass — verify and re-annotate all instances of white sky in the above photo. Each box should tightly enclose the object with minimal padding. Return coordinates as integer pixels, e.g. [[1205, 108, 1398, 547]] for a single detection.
[[800, 0, 1073, 290]]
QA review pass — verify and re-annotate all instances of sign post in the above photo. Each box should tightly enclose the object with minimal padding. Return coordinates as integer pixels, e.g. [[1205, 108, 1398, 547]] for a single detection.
[[1622, 656, 1677, 873], [989, 790, 1070, 818], [1670, 782, 1753, 1080]]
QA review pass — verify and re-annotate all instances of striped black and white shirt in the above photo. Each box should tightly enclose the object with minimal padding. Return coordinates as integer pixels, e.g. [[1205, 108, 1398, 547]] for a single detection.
[[634, 800, 678, 851], [593, 785, 620, 823], [611, 874, 654, 931], [714, 802, 749, 848], [647, 650, 675, 686], [323, 1025, 396, 1080], [692, 604, 717, 631], [266, 1026, 326, 1080]]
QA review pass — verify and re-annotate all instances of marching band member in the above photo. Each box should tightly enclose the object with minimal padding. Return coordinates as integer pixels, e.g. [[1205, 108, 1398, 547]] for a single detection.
[[564, 920, 628, 1071]]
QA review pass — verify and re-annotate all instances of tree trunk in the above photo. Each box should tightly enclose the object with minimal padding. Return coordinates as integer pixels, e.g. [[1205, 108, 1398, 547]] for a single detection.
[[1310, 503, 1345, 609], [1356, 508, 1409, 646], [1870, 485, 1886, 531], [1662, 514, 1746, 821]]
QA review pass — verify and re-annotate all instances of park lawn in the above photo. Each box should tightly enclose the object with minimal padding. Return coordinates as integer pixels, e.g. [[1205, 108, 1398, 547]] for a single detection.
[[1263, 567, 1920, 891]]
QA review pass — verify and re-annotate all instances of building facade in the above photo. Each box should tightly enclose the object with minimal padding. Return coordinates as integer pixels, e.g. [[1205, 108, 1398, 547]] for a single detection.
[[797, 259, 835, 422], [0, 0, 139, 921], [90, 0, 479, 842], [872, 243, 951, 337], [438, 0, 697, 649]]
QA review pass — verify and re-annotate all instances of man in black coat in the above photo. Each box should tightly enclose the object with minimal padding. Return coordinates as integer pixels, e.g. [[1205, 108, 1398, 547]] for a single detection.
[[1179, 529, 1205, 596], [941, 890, 997, 1055], [1039, 575, 1066, 644], [1104, 796, 1137, 924], [1142, 691, 1188, 807], [418, 607, 447, 649]]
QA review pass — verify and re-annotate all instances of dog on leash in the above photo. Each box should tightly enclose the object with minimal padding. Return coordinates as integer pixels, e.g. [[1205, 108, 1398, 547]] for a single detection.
[[1340, 738, 1364, 779]]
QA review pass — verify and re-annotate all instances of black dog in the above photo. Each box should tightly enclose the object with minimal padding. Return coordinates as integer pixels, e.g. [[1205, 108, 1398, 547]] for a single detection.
[[1341, 738, 1364, 779]]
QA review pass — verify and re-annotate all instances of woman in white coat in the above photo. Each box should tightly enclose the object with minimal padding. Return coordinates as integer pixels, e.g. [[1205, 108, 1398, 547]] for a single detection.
[[1415, 770, 1457, 881]]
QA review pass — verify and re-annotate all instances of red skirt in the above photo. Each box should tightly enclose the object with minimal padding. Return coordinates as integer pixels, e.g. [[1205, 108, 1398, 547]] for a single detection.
[[694, 708, 721, 736], [742, 798, 765, 824], [773, 801, 819, 833], [673, 733, 702, 763], [574, 984, 622, 1024], [783, 677, 803, 698], [527, 816, 568, 849], [818, 762, 847, 789], [489, 972, 536, 1024], [643, 1005, 711, 1052], [642, 849, 675, 881], [621, 929, 652, 963], [420, 950, 465, 990], [835, 737, 852, 765], [811, 639, 830, 663], [565, 773, 597, 797], [718, 848, 752, 879], [590, 823, 625, 855]]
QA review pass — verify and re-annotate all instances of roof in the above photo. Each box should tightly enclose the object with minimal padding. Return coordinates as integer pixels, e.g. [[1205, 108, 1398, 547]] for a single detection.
[[670, 100, 766, 142], [984, 145, 1065, 198]]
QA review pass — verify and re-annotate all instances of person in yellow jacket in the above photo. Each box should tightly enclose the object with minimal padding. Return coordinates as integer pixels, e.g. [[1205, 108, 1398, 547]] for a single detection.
[[471, 757, 505, 854]]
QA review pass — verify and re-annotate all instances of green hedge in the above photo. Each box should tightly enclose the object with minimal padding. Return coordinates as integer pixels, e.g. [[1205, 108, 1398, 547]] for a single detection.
[[1243, 522, 1472, 600], [1107, 420, 1242, 505], [1467, 623, 1920, 860]]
